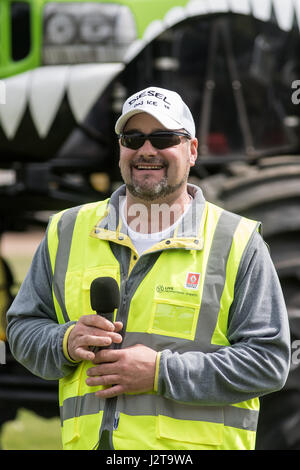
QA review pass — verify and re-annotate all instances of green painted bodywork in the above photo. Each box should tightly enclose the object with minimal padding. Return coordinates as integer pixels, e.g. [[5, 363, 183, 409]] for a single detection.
[[0, 0, 190, 78]]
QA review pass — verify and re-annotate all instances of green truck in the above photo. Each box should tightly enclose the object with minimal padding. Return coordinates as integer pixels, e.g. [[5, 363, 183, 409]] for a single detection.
[[0, 0, 300, 449]]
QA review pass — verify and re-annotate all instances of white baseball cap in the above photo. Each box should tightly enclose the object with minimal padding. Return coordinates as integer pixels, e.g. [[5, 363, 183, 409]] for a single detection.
[[115, 86, 195, 138]]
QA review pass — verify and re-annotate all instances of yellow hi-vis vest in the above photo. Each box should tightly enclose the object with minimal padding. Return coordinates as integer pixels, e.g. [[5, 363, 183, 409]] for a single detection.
[[47, 196, 261, 450]]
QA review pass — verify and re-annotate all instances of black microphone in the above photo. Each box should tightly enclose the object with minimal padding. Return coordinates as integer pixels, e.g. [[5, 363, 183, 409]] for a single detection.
[[90, 276, 120, 322], [90, 277, 120, 353]]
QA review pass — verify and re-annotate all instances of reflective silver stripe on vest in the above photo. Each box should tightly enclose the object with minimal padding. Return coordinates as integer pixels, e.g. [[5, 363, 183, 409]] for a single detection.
[[53, 205, 82, 323], [60, 393, 258, 432], [61, 392, 105, 425], [195, 209, 241, 351]]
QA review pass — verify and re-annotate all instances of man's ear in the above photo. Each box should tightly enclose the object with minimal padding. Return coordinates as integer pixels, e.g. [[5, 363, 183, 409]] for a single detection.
[[189, 138, 198, 167]]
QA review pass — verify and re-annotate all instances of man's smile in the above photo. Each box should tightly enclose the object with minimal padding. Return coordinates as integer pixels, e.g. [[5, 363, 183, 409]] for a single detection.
[[131, 158, 166, 170], [131, 160, 167, 178], [134, 164, 164, 170]]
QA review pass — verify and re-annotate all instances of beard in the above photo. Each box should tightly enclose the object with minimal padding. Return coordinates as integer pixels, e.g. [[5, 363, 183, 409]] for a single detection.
[[126, 168, 190, 201], [126, 176, 182, 201], [120, 153, 190, 201]]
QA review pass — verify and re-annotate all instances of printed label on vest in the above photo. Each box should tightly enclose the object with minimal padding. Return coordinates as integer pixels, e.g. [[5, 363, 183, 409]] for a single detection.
[[185, 272, 201, 290]]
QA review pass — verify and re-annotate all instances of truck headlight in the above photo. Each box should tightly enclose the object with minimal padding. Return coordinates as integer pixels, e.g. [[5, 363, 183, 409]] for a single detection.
[[46, 13, 77, 45], [43, 2, 137, 64]]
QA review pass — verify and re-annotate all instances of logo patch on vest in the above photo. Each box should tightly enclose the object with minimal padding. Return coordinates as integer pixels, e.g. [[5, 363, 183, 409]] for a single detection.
[[185, 272, 201, 290]]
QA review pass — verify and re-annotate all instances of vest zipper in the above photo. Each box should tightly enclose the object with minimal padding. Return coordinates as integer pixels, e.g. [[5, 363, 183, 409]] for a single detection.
[[96, 265, 129, 450], [96, 250, 161, 450]]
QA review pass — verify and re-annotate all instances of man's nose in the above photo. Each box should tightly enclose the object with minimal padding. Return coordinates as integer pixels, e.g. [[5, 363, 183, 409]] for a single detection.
[[136, 138, 158, 156]]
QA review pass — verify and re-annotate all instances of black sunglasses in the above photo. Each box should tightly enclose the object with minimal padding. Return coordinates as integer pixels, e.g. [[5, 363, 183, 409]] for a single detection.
[[119, 131, 191, 150]]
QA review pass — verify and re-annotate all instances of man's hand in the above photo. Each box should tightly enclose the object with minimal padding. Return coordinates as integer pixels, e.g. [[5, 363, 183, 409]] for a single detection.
[[85, 344, 157, 398], [67, 314, 123, 362]]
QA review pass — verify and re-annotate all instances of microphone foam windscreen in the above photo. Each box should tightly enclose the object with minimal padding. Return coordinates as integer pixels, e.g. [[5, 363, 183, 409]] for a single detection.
[[90, 277, 120, 313]]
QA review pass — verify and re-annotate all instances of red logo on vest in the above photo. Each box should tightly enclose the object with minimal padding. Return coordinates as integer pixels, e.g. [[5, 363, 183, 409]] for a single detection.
[[185, 272, 201, 290]]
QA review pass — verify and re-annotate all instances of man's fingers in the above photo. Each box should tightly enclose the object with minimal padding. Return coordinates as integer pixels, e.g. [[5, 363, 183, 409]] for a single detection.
[[69, 327, 122, 351], [113, 321, 123, 332], [87, 360, 119, 377], [67, 316, 123, 363], [74, 347, 95, 362], [94, 348, 122, 362], [85, 335, 112, 347], [79, 332, 122, 348], [76, 317, 123, 340], [86, 373, 119, 387], [95, 384, 124, 399], [79, 314, 116, 332]]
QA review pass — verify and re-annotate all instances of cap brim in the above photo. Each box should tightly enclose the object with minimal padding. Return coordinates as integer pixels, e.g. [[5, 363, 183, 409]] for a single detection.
[[115, 108, 186, 135]]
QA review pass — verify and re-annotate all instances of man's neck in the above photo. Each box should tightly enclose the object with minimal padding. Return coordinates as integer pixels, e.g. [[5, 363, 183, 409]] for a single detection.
[[124, 190, 192, 234]]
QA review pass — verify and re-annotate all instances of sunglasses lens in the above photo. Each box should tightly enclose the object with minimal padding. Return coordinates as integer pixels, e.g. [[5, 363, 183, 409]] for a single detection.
[[121, 135, 145, 150], [150, 134, 181, 149]]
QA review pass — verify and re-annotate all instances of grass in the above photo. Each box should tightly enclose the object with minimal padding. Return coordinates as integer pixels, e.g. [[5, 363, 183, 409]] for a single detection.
[[0, 408, 63, 450]]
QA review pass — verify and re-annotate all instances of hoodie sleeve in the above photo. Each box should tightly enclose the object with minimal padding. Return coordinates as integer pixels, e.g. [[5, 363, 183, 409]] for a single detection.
[[6, 229, 77, 380], [157, 231, 291, 405]]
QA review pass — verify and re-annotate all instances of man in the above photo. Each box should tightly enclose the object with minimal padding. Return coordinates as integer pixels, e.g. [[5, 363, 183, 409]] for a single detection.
[[6, 86, 290, 450]]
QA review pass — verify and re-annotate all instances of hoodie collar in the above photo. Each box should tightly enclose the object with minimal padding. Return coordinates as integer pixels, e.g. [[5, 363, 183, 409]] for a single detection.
[[91, 184, 207, 252]]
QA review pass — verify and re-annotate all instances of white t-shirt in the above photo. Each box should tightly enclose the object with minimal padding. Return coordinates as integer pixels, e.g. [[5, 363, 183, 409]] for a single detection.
[[121, 197, 193, 256]]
